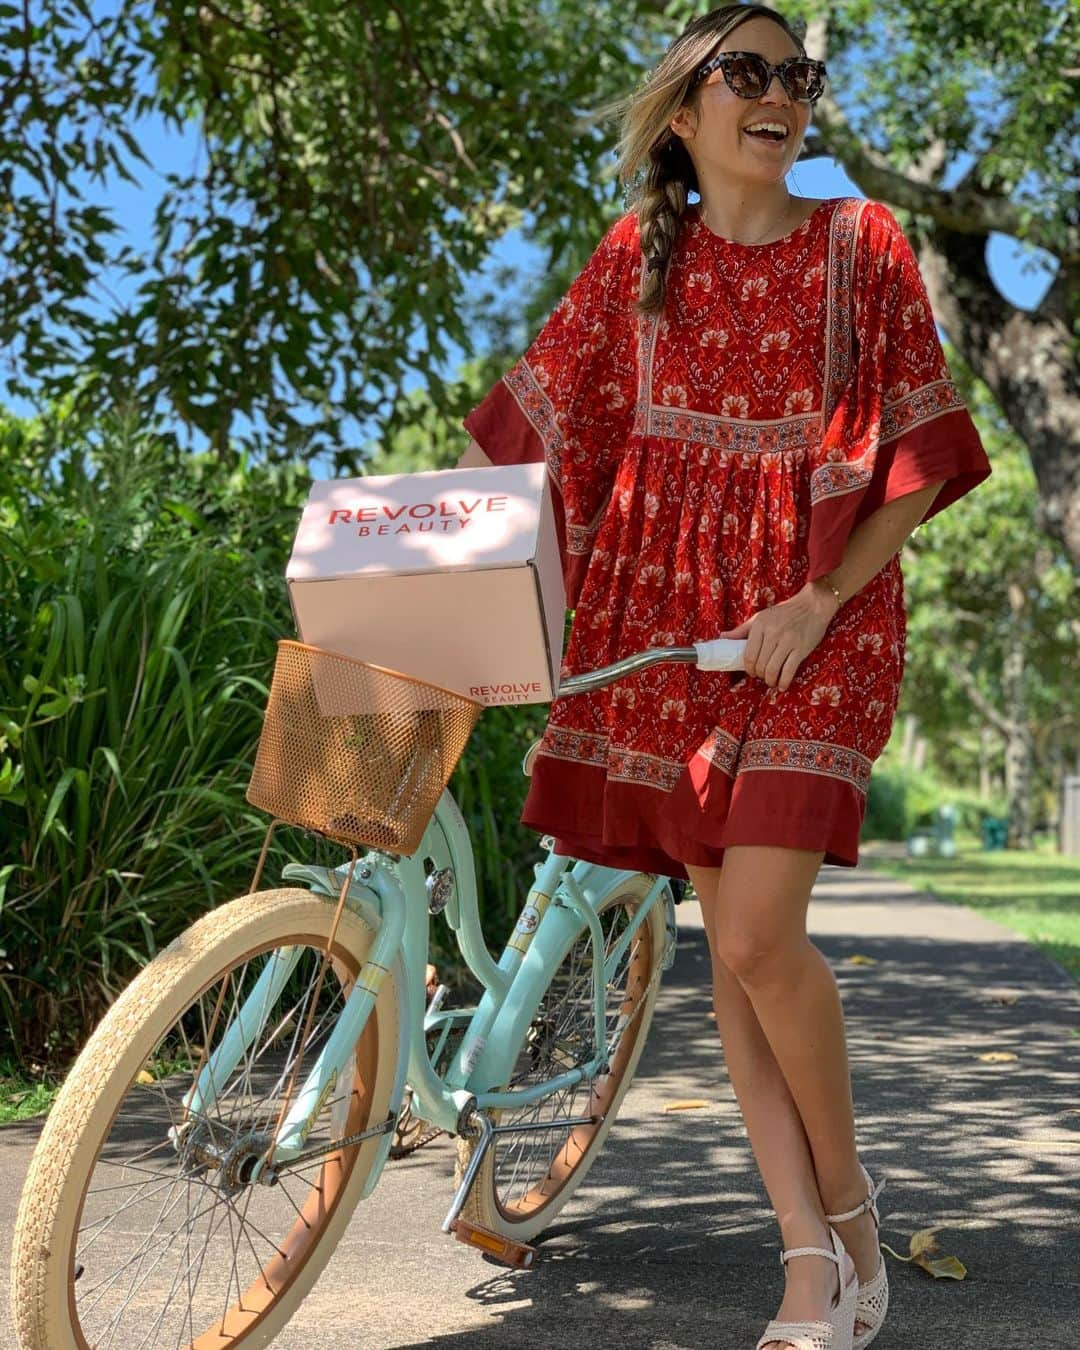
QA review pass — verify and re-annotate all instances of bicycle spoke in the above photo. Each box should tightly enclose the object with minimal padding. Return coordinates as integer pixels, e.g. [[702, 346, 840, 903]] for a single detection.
[[485, 896, 657, 1214], [63, 931, 372, 1346], [81, 1172, 199, 1325]]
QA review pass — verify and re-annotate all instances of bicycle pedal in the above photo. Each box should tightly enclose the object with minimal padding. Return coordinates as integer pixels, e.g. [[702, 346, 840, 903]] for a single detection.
[[450, 1218, 536, 1269]]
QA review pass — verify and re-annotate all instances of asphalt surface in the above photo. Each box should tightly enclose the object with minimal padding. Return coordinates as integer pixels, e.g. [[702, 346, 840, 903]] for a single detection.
[[2, 847, 1077, 1349]]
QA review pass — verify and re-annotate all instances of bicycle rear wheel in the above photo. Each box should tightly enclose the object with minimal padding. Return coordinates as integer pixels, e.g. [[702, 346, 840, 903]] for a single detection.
[[455, 871, 666, 1244], [11, 887, 400, 1350]]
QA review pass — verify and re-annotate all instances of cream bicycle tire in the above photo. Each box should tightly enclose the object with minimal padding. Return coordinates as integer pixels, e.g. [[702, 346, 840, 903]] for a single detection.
[[10, 886, 401, 1350], [455, 872, 666, 1244]]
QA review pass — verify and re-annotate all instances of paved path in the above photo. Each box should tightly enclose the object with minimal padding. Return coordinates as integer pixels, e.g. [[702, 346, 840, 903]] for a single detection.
[[2, 856, 1077, 1348]]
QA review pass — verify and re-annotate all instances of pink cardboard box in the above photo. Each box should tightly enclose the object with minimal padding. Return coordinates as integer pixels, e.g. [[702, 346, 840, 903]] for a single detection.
[[286, 463, 566, 706]]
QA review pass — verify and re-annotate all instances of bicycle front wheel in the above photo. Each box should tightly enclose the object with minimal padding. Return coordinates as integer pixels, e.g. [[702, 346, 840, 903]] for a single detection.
[[11, 886, 401, 1350], [455, 870, 667, 1244]]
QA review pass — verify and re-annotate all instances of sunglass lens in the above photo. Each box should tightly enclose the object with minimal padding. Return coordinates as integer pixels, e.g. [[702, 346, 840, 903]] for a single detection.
[[725, 55, 770, 97], [786, 61, 824, 100], [723, 55, 824, 102]]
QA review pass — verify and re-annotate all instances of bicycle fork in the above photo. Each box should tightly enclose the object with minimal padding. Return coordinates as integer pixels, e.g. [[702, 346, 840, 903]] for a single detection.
[[180, 865, 407, 1170]]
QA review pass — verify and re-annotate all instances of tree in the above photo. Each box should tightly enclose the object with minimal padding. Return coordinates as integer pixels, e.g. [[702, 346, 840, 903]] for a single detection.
[[0, 0, 634, 464], [2, 1, 1077, 564], [898, 358, 1078, 847], [802, 1, 1080, 566]]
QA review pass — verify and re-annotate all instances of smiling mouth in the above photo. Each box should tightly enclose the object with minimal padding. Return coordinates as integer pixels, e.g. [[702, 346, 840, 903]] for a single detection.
[[742, 128, 789, 145]]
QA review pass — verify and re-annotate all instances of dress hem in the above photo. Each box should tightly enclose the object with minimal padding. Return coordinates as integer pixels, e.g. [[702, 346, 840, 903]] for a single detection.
[[521, 752, 864, 882]]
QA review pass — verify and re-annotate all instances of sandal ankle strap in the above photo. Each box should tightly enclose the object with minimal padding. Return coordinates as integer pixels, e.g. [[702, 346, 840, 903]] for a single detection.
[[825, 1168, 886, 1226], [780, 1244, 841, 1268], [779, 1227, 846, 1270]]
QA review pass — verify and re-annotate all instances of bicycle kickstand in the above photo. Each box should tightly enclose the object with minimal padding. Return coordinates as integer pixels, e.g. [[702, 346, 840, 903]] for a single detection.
[[441, 1111, 537, 1269]]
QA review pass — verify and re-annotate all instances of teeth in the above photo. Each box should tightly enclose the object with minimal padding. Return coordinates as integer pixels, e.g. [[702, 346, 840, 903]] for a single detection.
[[745, 121, 788, 136]]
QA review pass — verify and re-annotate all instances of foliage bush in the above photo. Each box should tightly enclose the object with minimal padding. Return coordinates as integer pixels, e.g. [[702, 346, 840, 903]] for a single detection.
[[0, 420, 551, 1070], [865, 749, 1007, 841], [864, 765, 910, 840], [1, 423, 299, 1065]]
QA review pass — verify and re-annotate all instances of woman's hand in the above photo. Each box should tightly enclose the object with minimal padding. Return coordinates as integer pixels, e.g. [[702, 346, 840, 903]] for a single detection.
[[718, 587, 837, 692]]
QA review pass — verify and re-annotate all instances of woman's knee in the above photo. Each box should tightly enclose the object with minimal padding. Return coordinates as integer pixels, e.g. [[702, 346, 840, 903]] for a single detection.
[[712, 927, 810, 986], [707, 845, 822, 985]]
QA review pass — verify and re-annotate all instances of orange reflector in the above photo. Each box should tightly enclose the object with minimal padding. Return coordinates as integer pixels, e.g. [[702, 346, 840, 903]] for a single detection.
[[451, 1218, 536, 1269]]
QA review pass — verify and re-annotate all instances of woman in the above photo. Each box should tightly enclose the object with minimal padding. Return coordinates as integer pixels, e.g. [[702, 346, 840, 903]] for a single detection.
[[456, 6, 992, 1348]]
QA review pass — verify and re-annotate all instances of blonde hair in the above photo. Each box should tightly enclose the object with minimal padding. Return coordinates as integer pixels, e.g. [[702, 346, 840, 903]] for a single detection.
[[587, 5, 810, 318]]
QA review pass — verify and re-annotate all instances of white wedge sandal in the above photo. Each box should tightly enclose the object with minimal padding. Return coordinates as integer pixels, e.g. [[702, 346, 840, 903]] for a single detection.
[[825, 1164, 888, 1349], [754, 1225, 858, 1350]]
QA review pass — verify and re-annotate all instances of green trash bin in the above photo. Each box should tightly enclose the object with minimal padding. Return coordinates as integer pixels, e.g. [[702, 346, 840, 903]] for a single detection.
[[981, 816, 1008, 850]]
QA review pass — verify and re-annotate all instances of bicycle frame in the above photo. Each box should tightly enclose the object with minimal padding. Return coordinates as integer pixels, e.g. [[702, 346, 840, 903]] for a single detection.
[[187, 637, 740, 1177], [189, 785, 676, 1197]]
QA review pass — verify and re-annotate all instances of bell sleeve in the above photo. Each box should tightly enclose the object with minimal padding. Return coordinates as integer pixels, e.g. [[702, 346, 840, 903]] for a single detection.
[[807, 201, 992, 582], [462, 212, 641, 609]]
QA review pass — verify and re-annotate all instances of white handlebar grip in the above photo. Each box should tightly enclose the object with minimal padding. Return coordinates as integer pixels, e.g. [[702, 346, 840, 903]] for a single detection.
[[693, 638, 749, 672]]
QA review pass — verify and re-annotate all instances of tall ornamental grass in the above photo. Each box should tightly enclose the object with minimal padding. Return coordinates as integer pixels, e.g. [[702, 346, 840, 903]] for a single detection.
[[0, 429, 305, 1066], [1, 424, 553, 1070]]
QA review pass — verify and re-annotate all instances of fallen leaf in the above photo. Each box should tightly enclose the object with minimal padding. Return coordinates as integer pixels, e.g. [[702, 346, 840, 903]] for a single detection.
[[662, 1099, 710, 1112], [985, 991, 1019, 1006], [881, 1227, 967, 1280], [847, 954, 878, 966], [978, 1051, 1018, 1063], [908, 1227, 941, 1259], [136, 1070, 154, 1084], [918, 1253, 967, 1279]]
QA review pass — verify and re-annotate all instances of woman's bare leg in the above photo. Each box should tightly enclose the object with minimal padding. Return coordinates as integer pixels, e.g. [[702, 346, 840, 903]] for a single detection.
[[686, 848, 876, 1340]]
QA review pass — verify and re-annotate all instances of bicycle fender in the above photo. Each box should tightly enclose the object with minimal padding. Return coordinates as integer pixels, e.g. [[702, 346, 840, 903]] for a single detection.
[[359, 950, 411, 1200], [280, 862, 384, 916]]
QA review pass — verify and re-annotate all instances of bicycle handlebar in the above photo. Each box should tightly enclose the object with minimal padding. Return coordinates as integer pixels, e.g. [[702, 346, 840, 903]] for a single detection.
[[556, 638, 748, 698]]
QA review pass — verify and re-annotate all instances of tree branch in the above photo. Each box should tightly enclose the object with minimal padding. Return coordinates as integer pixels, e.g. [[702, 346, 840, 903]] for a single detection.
[[803, 15, 1079, 262], [949, 650, 1015, 740]]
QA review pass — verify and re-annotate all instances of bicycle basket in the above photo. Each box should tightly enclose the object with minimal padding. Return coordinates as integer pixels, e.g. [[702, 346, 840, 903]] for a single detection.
[[247, 640, 482, 854]]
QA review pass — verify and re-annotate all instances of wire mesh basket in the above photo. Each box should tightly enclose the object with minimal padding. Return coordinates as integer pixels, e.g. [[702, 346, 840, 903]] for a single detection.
[[247, 640, 483, 854]]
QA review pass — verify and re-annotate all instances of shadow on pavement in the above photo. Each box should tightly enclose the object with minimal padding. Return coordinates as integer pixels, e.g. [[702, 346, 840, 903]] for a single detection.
[[1, 863, 1076, 1349]]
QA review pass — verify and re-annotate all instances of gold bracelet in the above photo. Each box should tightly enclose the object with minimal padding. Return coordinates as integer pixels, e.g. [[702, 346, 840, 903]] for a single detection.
[[820, 574, 843, 610]]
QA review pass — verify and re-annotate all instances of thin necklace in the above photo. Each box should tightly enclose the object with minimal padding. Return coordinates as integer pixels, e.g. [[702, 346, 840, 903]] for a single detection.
[[700, 196, 793, 245]]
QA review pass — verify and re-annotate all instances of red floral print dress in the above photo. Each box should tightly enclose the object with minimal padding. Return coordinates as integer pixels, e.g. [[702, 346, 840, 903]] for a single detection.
[[463, 197, 991, 881]]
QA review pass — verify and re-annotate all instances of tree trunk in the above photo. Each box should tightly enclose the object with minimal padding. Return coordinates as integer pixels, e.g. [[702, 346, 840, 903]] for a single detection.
[[803, 11, 1080, 571], [901, 713, 918, 769], [1002, 582, 1035, 848], [979, 724, 994, 800], [1046, 738, 1063, 838], [922, 232, 1080, 570]]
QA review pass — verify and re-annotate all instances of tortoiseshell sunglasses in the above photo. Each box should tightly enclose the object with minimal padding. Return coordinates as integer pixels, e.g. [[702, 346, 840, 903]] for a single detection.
[[689, 51, 827, 104]]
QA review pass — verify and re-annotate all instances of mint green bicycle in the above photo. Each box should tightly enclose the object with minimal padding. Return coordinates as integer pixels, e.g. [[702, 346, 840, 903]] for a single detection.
[[11, 634, 745, 1349]]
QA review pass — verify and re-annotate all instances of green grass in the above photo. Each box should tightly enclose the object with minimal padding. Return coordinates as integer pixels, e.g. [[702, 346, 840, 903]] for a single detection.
[[861, 836, 1080, 983], [0, 1058, 60, 1124]]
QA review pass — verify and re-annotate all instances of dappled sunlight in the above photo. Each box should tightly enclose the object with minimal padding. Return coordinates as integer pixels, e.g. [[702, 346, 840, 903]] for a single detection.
[[420, 862, 1078, 1345], [4, 861, 1075, 1348]]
